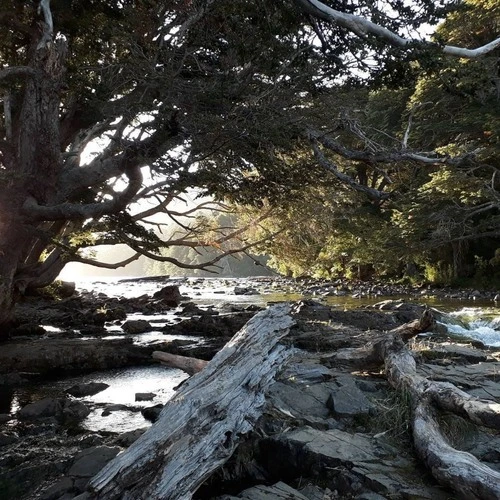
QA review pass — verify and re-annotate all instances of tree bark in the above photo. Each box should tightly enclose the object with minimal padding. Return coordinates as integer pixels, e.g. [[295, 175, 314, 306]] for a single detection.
[[89, 304, 295, 499]]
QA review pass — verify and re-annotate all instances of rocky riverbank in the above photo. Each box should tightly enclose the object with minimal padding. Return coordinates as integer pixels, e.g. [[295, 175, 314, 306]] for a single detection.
[[0, 277, 499, 499]]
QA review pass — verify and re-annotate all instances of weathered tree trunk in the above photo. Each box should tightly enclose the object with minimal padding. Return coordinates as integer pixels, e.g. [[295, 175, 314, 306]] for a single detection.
[[89, 304, 295, 499]]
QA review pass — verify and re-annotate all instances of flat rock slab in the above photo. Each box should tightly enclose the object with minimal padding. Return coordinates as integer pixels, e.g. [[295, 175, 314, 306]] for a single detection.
[[419, 361, 500, 399], [266, 427, 449, 499], [69, 446, 121, 478], [418, 343, 489, 363], [222, 481, 309, 499], [327, 375, 374, 417]]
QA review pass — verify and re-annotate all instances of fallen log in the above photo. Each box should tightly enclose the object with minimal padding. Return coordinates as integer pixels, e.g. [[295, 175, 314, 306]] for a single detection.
[[89, 304, 295, 500], [331, 311, 500, 498], [152, 351, 208, 375]]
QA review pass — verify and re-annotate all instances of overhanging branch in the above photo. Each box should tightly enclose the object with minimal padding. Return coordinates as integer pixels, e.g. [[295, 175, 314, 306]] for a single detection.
[[294, 0, 500, 58]]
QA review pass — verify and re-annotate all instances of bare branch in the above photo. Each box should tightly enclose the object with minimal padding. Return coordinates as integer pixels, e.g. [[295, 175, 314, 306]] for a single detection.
[[308, 128, 478, 167], [0, 66, 36, 82], [311, 141, 391, 203], [294, 0, 500, 59], [24, 167, 143, 221], [37, 0, 54, 49], [71, 252, 142, 269]]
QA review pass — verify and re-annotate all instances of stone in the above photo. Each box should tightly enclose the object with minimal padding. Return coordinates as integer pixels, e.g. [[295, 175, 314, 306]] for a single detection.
[[65, 382, 110, 397], [62, 400, 91, 421], [18, 398, 61, 419], [135, 392, 156, 401], [122, 319, 152, 334], [263, 427, 449, 499], [267, 381, 331, 423], [327, 378, 374, 418], [18, 397, 90, 422], [68, 446, 120, 477], [234, 287, 259, 296], [153, 285, 182, 306], [114, 428, 148, 447], [141, 404, 164, 423], [236, 481, 309, 499], [40, 476, 74, 500]]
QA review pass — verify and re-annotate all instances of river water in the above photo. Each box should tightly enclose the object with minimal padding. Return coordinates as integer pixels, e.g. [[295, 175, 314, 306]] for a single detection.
[[6, 276, 500, 433]]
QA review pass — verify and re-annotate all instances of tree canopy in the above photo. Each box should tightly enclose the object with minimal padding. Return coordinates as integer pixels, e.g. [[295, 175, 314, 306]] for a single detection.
[[0, 0, 499, 328]]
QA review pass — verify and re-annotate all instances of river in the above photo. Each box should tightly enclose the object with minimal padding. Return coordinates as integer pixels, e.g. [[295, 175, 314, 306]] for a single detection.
[[5, 275, 499, 433]]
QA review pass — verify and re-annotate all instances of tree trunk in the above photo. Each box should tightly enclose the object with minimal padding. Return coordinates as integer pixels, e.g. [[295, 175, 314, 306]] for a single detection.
[[89, 304, 295, 499]]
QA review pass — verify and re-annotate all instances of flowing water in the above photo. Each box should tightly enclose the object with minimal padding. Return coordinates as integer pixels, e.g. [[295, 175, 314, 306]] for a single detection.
[[4, 276, 499, 433]]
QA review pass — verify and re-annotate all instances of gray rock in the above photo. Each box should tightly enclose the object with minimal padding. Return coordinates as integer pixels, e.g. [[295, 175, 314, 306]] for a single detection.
[[122, 319, 152, 334], [40, 476, 74, 500], [135, 392, 156, 401], [141, 404, 164, 423], [18, 398, 61, 419], [237, 481, 309, 499], [62, 400, 91, 421], [66, 382, 110, 397], [114, 428, 148, 447], [18, 397, 90, 422], [266, 427, 449, 499], [327, 377, 374, 417], [68, 446, 120, 477], [267, 381, 331, 423], [153, 285, 182, 306], [233, 286, 259, 295]]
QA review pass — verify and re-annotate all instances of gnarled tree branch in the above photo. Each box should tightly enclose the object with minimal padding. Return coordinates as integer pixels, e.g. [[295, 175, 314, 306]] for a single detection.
[[294, 0, 500, 58]]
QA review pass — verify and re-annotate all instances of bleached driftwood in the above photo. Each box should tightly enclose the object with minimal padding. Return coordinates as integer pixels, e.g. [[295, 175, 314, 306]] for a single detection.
[[89, 304, 295, 500], [332, 311, 500, 499], [152, 350, 208, 375]]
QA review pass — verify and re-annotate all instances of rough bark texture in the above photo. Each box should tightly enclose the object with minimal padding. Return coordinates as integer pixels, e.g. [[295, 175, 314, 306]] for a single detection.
[[89, 304, 295, 499]]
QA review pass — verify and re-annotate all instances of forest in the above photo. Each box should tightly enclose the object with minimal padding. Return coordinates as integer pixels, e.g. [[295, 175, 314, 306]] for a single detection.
[[1, 2, 500, 499], [0, 0, 499, 325]]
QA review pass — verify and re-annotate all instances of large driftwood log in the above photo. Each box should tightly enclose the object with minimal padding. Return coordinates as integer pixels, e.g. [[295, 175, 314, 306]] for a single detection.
[[152, 351, 208, 375], [89, 304, 295, 500]]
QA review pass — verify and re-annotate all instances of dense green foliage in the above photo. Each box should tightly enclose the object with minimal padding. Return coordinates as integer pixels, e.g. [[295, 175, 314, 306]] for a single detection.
[[0, 0, 498, 305], [231, 0, 500, 286]]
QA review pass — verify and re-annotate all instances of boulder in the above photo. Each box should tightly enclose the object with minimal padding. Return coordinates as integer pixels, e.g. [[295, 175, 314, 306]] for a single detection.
[[153, 285, 182, 306], [122, 319, 152, 334], [68, 446, 121, 478], [65, 382, 110, 397], [18, 397, 90, 422], [135, 392, 156, 402], [141, 404, 164, 423]]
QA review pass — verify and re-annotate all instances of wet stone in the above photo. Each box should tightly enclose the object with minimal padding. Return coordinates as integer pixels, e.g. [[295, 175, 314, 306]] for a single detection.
[[135, 392, 156, 401], [65, 382, 110, 397], [122, 319, 152, 334], [68, 446, 120, 478]]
